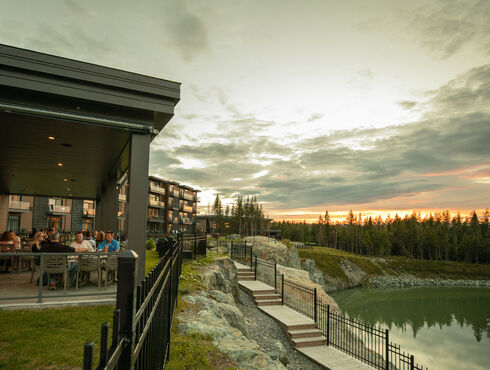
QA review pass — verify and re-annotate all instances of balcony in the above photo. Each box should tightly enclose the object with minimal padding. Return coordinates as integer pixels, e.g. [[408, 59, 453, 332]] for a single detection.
[[183, 193, 194, 201], [171, 189, 179, 197], [182, 218, 193, 225], [149, 184, 166, 195], [183, 205, 193, 213], [118, 193, 127, 201], [49, 205, 71, 215], [83, 208, 96, 218], [148, 215, 164, 223], [8, 200, 30, 213], [148, 199, 165, 208]]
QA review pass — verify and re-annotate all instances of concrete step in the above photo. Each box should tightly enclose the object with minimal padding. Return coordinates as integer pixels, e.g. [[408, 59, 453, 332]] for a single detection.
[[254, 294, 280, 301], [256, 299, 282, 306], [237, 272, 255, 277], [238, 277, 255, 281], [284, 323, 318, 331], [291, 336, 327, 348], [237, 268, 253, 272], [288, 328, 323, 339]]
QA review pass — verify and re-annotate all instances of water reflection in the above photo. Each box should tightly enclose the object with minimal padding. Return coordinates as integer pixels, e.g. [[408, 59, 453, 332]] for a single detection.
[[332, 287, 490, 341], [331, 287, 490, 370]]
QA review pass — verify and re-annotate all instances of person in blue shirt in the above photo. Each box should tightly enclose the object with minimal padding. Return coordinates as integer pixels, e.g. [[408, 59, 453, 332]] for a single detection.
[[98, 231, 120, 252]]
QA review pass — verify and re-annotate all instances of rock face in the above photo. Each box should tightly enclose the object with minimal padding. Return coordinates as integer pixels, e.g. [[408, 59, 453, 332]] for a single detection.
[[244, 236, 301, 269], [177, 257, 286, 369], [276, 264, 340, 311], [301, 258, 366, 292]]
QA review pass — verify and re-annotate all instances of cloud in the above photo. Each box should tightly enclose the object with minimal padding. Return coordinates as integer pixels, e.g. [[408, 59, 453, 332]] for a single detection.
[[162, 2, 209, 61], [410, 0, 490, 58], [307, 113, 324, 122], [398, 100, 417, 110], [149, 61, 490, 212]]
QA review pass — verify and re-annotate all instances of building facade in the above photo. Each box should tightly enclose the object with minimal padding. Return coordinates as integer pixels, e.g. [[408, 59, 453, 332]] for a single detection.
[[0, 176, 199, 236]]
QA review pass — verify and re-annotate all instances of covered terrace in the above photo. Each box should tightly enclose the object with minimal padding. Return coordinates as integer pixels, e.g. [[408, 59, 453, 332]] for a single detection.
[[0, 43, 180, 294]]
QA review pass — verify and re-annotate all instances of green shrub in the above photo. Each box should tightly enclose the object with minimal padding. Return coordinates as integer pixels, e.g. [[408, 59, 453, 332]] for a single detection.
[[146, 238, 156, 250]]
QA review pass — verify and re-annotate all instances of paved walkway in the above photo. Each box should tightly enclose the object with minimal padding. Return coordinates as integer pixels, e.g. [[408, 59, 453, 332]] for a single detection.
[[233, 260, 373, 370]]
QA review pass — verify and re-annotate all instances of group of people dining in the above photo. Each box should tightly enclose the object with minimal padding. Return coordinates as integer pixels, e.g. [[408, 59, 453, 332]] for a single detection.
[[1, 228, 120, 289]]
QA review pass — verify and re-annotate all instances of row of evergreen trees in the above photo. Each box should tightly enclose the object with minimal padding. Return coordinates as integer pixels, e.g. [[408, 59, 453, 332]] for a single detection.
[[211, 194, 267, 236], [272, 210, 490, 264]]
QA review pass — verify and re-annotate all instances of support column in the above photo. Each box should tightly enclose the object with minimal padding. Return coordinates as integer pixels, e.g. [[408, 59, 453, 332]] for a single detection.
[[95, 178, 118, 232], [127, 133, 150, 282]]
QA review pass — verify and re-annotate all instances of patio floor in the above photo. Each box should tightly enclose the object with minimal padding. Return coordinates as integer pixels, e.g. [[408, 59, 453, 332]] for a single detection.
[[0, 270, 116, 309]]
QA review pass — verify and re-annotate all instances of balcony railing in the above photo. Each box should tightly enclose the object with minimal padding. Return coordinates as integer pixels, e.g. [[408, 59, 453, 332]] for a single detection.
[[171, 190, 179, 197], [119, 193, 127, 201], [49, 205, 71, 214], [148, 199, 165, 208], [149, 184, 166, 195], [148, 215, 164, 222], [8, 200, 30, 211], [183, 193, 194, 201], [183, 205, 193, 213], [83, 208, 96, 217], [182, 218, 193, 225]]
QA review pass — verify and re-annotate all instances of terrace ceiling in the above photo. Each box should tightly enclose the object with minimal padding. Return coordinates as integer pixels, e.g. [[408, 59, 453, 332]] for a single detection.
[[0, 44, 181, 199]]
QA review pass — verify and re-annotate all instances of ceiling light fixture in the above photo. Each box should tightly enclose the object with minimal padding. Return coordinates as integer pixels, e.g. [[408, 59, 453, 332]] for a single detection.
[[48, 136, 55, 140], [63, 178, 68, 182], [57, 163, 63, 167]]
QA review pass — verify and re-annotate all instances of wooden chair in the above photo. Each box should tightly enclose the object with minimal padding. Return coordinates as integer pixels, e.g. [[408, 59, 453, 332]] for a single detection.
[[20, 240, 33, 272], [105, 254, 118, 287], [44, 255, 68, 293], [76, 254, 101, 290], [0, 244, 13, 272]]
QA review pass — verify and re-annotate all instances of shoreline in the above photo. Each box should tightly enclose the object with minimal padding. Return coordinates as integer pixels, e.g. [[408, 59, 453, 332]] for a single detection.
[[366, 275, 490, 289]]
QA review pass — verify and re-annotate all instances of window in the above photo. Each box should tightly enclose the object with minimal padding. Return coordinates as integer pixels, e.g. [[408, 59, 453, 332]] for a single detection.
[[7, 215, 20, 233]]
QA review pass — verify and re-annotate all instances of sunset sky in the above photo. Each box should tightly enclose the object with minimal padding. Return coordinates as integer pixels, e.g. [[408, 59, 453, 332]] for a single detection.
[[1, 0, 489, 222]]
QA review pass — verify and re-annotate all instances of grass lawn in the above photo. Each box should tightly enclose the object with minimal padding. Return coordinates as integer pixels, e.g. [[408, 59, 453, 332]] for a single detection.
[[145, 248, 161, 275], [299, 246, 490, 280], [0, 305, 114, 369], [0, 251, 233, 369]]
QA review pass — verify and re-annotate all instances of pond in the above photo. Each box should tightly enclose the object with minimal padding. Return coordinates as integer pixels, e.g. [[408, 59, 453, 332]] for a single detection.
[[330, 287, 490, 370]]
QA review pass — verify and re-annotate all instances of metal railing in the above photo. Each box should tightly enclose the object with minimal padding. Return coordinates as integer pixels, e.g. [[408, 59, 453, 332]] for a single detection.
[[230, 241, 253, 269], [49, 205, 71, 214], [182, 233, 206, 259], [8, 200, 30, 210], [0, 251, 117, 303], [149, 184, 166, 195], [235, 255, 426, 370], [83, 238, 183, 369]]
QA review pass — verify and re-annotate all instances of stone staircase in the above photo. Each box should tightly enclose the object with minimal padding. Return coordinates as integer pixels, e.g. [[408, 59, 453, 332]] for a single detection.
[[236, 264, 326, 349]]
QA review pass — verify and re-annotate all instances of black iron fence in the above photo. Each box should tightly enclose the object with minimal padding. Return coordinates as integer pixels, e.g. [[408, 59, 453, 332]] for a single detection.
[[230, 241, 253, 268], [182, 233, 206, 259], [0, 251, 117, 303], [83, 238, 183, 369], [239, 256, 426, 370]]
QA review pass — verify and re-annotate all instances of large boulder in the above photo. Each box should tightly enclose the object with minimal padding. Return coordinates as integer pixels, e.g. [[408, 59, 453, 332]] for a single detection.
[[244, 236, 301, 269], [203, 257, 239, 299]]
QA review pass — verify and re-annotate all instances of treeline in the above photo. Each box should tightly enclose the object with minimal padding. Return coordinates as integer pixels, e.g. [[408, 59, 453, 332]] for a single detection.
[[272, 210, 490, 264], [212, 194, 267, 236]]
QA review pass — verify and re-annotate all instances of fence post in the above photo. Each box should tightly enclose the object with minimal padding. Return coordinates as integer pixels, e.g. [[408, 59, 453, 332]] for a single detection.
[[37, 254, 44, 303], [83, 341, 94, 370], [167, 240, 174, 361], [250, 245, 253, 269], [314, 288, 317, 323], [274, 262, 277, 290], [281, 274, 284, 305], [254, 256, 257, 280], [326, 305, 330, 346], [230, 241, 233, 259], [116, 250, 139, 369], [385, 329, 389, 370], [410, 355, 414, 370], [193, 233, 197, 259]]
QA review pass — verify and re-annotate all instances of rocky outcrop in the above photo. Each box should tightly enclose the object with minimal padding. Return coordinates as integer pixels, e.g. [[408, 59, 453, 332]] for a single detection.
[[177, 257, 286, 369], [301, 258, 366, 292], [369, 275, 490, 289], [244, 236, 301, 269]]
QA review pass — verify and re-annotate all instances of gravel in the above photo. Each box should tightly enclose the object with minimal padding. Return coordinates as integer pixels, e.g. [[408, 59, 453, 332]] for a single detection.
[[236, 289, 323, 370]]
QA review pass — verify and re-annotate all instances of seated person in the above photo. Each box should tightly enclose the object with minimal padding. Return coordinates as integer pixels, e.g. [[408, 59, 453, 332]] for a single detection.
[[84, 231, 97, 249], [71, 232, 94, 252], [98, 231, 120, 252], [40, 232, 77, 289]]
